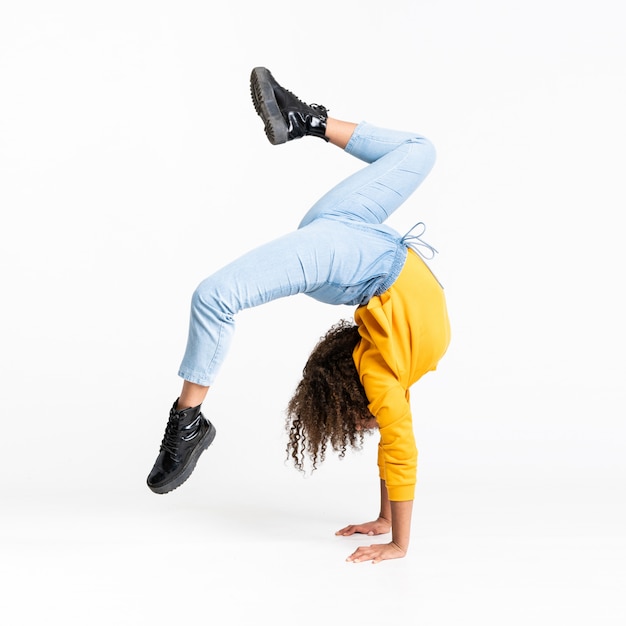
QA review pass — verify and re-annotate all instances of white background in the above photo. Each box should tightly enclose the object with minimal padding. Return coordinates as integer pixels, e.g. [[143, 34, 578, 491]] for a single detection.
[[1, 1, 625, 624]]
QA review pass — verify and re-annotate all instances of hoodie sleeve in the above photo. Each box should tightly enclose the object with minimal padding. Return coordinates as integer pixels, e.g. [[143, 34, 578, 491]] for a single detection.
[[353, 293, 417, 501], [359, 355, 417, 501]]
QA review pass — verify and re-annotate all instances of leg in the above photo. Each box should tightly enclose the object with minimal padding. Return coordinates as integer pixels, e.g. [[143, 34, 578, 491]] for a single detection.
[[249, 67, 435, 227], [177, 228, 335, 386], [299, 122, 436, 227], [151, 175, 375, 498]]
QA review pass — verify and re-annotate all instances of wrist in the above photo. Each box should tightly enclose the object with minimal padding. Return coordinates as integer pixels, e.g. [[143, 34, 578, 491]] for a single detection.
[[390, 540, 408, 555]]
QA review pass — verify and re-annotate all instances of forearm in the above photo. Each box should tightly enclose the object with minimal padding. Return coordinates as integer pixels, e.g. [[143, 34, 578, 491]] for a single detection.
[[380, 479, 413, 552], [390, 499, 413, 552], [379, 479, 392, 522]]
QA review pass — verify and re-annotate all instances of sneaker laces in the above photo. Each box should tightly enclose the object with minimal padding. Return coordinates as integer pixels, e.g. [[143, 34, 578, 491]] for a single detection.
[[309, 103, 329, 119], [159, 415, 182, 457], [160, 412, 203, 458]]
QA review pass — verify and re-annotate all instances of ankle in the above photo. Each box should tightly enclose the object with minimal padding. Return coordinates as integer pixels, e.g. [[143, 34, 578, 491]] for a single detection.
[[178, 382, 210, 410], [326, 119, 358, 149], [175, 398, 198, 413]]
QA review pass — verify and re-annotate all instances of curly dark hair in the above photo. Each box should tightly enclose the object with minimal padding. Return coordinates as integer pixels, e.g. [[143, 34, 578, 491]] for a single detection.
[[286, 319, 374, 472]]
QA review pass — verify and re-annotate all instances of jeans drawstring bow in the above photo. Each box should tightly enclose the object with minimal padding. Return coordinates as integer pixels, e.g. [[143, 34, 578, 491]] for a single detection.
[[401, 222, 438, 261]]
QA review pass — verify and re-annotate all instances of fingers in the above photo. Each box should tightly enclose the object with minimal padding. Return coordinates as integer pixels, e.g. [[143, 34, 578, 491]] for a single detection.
[[335, 525, 364, 536], [336, 522, 387, 535], [345, 542, 405, 564], [346, 545, 381, 564], [336, 525, 385, 536]]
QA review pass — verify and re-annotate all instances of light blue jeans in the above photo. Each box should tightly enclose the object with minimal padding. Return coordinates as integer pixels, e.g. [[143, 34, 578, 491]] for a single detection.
[[178, 122, 436, 386]]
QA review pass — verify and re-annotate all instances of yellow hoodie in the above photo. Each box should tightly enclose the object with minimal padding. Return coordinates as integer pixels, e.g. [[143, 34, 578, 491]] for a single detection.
[[353, 249, 450, 501]]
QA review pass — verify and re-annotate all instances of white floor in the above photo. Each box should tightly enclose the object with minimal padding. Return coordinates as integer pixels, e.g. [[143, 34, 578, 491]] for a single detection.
[[3, 460, 624, 625], [2, 373, 624, 625]]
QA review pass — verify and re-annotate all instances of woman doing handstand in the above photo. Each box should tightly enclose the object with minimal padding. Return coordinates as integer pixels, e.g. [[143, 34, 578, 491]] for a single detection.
[[146, 67, 451, 564]]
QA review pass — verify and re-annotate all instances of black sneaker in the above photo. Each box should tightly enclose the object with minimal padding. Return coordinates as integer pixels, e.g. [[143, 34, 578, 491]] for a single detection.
[[147, 400, 216, 494], [250, 66, 328, 145]]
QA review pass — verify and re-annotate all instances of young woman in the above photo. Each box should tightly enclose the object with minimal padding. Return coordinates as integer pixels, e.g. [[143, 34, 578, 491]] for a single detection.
[[147, 67, 451, 564]]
